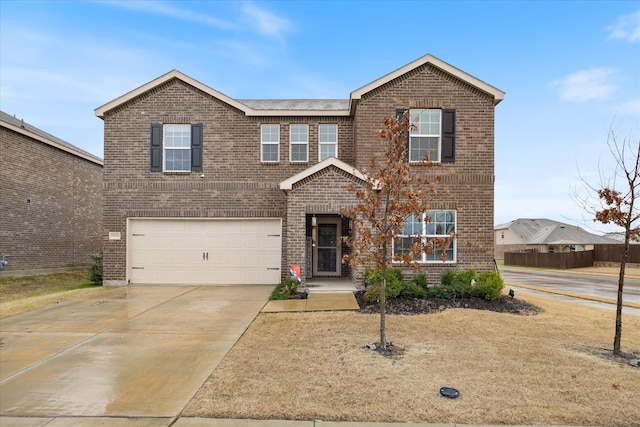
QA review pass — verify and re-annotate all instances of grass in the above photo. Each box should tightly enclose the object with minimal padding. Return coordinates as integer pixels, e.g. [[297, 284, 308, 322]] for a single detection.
[[182, 292, 640, 426], [0, 271, 100, 318]]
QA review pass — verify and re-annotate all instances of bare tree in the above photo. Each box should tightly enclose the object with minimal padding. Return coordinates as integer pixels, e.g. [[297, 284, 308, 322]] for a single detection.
[[576, 126, 639, 355], [342, 112, 452, 350]]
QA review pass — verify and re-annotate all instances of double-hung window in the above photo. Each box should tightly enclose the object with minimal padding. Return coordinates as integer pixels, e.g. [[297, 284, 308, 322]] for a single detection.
[[410, 109, 441, 162], [163, 124, 192, 172], [393, 210, 456, 262], [290, 124, 308, 162], [261, 124, 280, 162], [150, 123, 203, 172], [408, 109, 456, 163], [319, 124, 337, 161]]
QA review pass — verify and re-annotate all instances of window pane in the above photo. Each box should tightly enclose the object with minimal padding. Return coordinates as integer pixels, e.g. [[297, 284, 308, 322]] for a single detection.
[[403, 214, 421, 235], [410, 109, 440, 136], [319, 124, 337, 142], [261, 124, 279, 143], [290, 124, 308, 143], [291, 143, 307, 162], [319, 143, 336, 161], [165, 148, 191, 171], [425, 210, 456, 236], [164, 124, 191, 148], [262, 144, 278, 162], [409, 136, 439, 161]]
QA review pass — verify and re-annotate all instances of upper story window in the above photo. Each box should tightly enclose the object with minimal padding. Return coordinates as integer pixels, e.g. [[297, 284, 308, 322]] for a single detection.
[[409, 109, 441, 162], [319, 124, 337, 161], [261, 124, 280, 162], [150, 123, 202, 173], [290, 124, 308, 162], [393, 210, 457, 263], [408, 109, 456, 163], [164, 124, 191, 171]]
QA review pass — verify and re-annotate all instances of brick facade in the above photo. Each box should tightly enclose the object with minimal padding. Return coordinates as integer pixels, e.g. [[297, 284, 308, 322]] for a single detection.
[[97, 55, 502, 285], [0, 113, 103, 274]]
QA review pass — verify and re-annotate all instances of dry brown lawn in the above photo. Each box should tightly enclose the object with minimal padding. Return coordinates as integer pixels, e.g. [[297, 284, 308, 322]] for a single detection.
[[183, 293, 640, 426]]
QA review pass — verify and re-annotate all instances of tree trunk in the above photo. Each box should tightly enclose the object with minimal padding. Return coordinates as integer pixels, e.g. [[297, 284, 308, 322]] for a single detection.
[[380, 243, 387, 350], [613, 226, 630, 355]]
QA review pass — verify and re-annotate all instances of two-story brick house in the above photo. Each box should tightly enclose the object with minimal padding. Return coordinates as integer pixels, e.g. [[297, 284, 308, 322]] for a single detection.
[[95, 54, 504, 286]]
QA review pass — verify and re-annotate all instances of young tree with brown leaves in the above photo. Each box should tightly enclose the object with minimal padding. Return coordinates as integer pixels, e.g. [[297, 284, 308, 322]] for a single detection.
[[341, 111, 452, 350], [576, 127, 639, 356]]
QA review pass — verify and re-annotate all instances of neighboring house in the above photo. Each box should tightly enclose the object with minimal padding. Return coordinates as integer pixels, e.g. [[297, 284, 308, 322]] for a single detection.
[[0, 111, 103, 274], [494, 218, 618, 259], [95, 54, 504, 286]]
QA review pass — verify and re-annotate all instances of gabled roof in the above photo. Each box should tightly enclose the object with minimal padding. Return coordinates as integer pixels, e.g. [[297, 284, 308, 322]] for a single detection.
[[349, 54, 505, 112], [496, 218, 617, 245], [0, 111, 103, 166], [95, 70, 350, 118], [279, 157, 372, 192], [95, 54, 504, 119]]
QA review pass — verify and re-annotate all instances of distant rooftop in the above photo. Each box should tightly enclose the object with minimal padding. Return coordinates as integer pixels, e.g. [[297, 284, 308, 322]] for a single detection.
[[0, 111, 103, 165], [496, 218, 617, 245]]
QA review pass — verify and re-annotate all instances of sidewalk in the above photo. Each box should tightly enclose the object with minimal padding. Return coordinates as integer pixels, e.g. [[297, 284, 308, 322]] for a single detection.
[[0, 416, 567, 426]]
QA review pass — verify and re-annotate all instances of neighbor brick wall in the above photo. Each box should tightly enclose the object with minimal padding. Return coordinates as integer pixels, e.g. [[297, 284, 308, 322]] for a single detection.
[[0, 126, 103, 273]]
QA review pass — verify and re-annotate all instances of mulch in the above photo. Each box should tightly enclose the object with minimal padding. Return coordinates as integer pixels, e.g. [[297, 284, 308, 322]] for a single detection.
[[354, 291, 542, 316]]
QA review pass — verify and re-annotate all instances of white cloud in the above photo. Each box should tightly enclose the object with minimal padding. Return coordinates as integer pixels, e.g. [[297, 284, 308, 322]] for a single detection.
[[241, 2, 291, 37], [98, 0, 235, 30], [607, 10, 640, 42], [616, 97, 640, 115], [552, 68, 617, 103]]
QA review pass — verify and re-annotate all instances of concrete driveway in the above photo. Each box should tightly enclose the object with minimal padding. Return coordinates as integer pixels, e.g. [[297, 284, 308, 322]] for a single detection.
[[0, 285, 271, 422]]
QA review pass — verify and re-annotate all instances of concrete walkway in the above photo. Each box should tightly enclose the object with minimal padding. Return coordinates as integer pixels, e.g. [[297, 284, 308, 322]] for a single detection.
[[262, 291, 359, 312]]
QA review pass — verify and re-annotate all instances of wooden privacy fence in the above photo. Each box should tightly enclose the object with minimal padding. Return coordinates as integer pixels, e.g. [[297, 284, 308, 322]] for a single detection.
[[504, 251, 595, 269], [594, 244, 640, 264], [504, 244, 640, 268]]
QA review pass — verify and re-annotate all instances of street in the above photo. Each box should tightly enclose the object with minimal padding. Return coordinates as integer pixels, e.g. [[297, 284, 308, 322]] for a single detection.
[[500, 267, 640, 316]]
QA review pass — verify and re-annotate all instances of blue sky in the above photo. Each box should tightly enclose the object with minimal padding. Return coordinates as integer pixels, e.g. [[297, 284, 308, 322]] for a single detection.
[[1, 1, 639, 233]]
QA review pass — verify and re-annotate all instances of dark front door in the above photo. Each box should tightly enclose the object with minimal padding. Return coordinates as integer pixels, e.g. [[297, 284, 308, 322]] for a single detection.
[[313, 218, 341, 276]]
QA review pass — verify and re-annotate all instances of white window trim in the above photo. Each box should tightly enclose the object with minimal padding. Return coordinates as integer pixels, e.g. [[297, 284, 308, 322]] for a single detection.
[[409, 109, 441, 163], [163, 124, 191, 172], [261, 124, 280, 163], [393, 210, 457, 263], [289, 124, 309, 163], [318, 124, 338, 161]]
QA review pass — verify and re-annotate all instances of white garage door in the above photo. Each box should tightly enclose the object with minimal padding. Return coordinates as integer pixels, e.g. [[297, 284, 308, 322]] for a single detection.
[[128, 218, 282, 285]]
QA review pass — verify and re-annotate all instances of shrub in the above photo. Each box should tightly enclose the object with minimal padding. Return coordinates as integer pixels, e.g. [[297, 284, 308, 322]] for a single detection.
[[437, 269, 478, 298], [400, 280, 426, 298], [476, 271, 504, 301], [411, 273, 428, 291], [269, 278, 299, 300], [427, 284, 454, 299], [440, 269, 456, 287], [363, 267, 404, 302], [89, 251, 103, 285]]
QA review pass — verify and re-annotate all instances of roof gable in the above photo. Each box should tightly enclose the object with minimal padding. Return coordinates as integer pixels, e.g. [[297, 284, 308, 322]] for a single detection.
[[279, 157, 371, 191], [349, 54, 505, 109]]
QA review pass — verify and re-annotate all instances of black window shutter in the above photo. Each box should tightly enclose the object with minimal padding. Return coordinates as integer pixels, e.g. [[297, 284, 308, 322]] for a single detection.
[[396, 109, 409, 159], [191, 124, 203, 172], [441, 109, 455, 163], [150, 124, 163, 171]]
